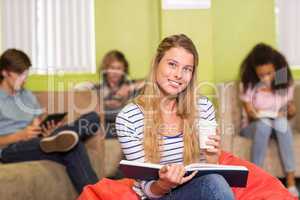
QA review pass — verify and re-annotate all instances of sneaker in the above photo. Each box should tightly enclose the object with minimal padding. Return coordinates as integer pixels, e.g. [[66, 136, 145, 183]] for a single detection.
[[288, 186, 299, 198], [40, 130, 79, 153]]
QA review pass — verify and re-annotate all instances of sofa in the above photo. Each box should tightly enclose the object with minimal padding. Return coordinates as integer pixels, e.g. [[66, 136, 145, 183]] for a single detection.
[[0, 90, 124, 200], [4, 80, 299, 199], [217, 81, 300, 178]]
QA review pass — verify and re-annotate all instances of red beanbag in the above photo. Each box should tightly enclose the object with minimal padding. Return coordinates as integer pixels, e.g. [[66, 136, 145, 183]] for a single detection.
[[78, 151, 296, 200], [219, 151, 296, 200], [77, 178, 139, 200]]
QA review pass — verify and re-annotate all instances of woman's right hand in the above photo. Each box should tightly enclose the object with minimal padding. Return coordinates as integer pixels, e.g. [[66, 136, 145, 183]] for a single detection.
[[157, 164, 197, 191]]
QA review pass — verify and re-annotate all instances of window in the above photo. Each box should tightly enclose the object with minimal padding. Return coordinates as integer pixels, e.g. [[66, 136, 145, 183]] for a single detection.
[[1, 0, 96, 74], [276, 0, 300, 68]]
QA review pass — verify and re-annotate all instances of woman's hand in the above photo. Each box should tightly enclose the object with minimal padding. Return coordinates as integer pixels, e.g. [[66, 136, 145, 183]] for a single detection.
[[205, 128, 221, 164], [157, 164, 197, 191]]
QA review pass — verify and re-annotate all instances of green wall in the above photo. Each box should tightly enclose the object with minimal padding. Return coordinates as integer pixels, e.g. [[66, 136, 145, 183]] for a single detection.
[[95, 0, 160, 79], [161, 9, 214, 95], [2, 0, 298, 91], [212, 0, 277, 82]]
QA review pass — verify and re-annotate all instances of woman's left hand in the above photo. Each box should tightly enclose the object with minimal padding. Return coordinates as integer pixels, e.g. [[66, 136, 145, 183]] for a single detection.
[[205, 128, 221, 164]]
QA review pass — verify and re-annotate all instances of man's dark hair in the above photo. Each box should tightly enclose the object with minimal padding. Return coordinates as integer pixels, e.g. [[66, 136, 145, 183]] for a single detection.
[[0, 49, 31, 82]]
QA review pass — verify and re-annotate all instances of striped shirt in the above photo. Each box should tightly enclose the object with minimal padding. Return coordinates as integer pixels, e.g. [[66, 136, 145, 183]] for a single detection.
[[116, 97, 216, 199]]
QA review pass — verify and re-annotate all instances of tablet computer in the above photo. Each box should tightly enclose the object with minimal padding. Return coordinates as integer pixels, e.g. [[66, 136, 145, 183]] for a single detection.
[[40, 112, 68, 128]]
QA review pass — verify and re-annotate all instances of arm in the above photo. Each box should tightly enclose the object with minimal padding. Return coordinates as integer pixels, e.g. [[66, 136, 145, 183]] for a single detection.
[[287, 100, 296, 119], [0, 118, 41, 147], [239, 85, 258, 120], [287, 85, 296, 118], [116, 105, 195, 198], [242, 101, 258, 120], [104, 85, 131, 109], [0, 131, 25, 147], [132, 79, 145, 91]]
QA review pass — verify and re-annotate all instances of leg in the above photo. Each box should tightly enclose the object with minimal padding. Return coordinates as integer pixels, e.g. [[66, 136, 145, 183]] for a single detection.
[[1, 138, 62, 163], [251, 119, 272, 166], [53, 111, 101, 141], [273, 117, 296, 186], [273, 117, 295, 172], [60, 141, 98, 193], [1, 139, 98, 193], [40, 112, 101, 153], [158, 174, 234, 200], [240, 121, 256, 139]]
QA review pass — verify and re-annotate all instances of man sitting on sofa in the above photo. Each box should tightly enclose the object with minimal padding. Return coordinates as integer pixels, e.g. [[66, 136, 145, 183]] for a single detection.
[[0, 49, 100, 193]]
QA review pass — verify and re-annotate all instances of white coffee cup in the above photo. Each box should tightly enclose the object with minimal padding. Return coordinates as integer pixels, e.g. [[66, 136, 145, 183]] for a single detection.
[[197, 119, 217, 149]]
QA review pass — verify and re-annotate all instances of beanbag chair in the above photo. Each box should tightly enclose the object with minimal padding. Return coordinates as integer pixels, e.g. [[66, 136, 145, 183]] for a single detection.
[[219, 151, 296, 200], [78, 151, 296, 200]]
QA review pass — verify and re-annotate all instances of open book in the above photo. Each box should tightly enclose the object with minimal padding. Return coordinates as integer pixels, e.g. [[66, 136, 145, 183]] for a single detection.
[[256, 110, 278, 119], [119, 160, 249, 187]]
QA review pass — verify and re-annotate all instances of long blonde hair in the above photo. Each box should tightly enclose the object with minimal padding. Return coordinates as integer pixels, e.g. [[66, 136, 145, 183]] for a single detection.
[[135, 34, 200, 165]]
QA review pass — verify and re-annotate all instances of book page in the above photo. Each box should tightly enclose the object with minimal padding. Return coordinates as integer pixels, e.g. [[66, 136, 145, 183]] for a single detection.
[[185, 163, 248, 171], [120, 160, 162, 169], [256, 110, 278, 118]]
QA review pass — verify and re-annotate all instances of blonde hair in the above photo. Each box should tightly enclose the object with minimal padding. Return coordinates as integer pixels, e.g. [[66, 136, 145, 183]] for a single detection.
[[135, 34, 200, 165]]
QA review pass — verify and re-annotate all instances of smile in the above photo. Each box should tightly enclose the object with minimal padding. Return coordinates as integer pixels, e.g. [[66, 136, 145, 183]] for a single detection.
[[168, 79, 182, 87]]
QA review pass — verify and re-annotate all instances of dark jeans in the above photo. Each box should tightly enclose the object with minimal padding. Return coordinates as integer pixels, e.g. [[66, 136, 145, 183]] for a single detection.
[[1, 111, 100, 193], [104, 109, 119, 138], [157, 174, 234, 200]]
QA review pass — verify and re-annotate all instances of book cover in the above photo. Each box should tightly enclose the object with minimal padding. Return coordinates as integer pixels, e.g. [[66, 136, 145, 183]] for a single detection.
[[119, 160, 249, 187], [256, 110, 278, 119]]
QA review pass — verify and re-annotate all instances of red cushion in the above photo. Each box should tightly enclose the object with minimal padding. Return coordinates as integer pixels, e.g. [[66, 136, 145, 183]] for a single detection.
[[77, 178, 139, 200], [78, 151, 296, 200], [219, 151, 296, 200]]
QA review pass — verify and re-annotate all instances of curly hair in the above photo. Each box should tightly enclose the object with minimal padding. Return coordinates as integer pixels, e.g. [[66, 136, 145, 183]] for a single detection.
[[240, 43, 293, 92]]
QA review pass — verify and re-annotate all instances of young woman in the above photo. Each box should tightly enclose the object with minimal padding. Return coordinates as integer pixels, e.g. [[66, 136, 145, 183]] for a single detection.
[[239, 43, 299, 197], [115, 34, 234, 200]]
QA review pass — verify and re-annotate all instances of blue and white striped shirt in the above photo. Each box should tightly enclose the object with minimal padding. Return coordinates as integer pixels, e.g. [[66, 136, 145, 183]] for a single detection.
[[116, 97, 216, 199]]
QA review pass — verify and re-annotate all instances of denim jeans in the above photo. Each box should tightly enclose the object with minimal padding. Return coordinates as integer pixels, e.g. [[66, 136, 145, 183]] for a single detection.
[[241, 117, 295, 172], [1, 111, 100, 193], [157, 174, 234, 200]]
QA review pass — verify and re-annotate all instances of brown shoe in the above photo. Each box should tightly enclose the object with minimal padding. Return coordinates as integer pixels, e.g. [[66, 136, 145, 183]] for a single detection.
[[40, 130, 79, 153]]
